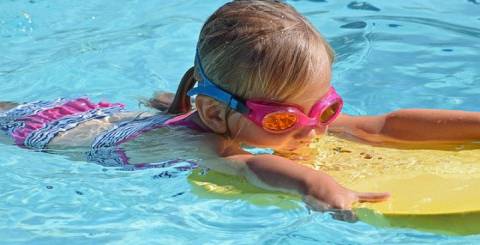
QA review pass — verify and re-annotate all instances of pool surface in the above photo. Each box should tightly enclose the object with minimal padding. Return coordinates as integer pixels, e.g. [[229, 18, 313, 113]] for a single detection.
[[1, 0, 479, 244]]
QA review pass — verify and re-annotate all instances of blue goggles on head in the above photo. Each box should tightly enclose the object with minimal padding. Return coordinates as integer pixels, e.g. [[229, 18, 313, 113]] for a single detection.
[[187, 50, 250, 114]]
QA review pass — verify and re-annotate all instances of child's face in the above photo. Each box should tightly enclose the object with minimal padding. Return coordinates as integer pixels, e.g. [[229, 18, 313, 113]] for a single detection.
[[227, 58, 332, 151]]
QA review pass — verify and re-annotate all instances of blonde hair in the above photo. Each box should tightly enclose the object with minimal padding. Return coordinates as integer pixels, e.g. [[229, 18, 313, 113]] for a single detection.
[[160, 0, 335, 114]]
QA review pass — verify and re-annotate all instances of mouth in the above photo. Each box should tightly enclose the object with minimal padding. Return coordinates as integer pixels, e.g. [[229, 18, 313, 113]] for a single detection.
[[281, 140, 310, 152], [297, 138, 314, 146]]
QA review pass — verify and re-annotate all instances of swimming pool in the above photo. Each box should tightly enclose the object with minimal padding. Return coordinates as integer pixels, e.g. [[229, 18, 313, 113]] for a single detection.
[[1, 0, 479, 243]]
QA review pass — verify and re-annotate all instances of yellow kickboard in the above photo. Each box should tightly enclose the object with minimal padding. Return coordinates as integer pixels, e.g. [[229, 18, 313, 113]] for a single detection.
[[190, 136, 480, 235], [306, 136, 480, 235], [353, 174, 480, 236]]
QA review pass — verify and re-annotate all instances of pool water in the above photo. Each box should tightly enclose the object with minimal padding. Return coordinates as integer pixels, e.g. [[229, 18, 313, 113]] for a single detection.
[[1, 0, 479, 244]]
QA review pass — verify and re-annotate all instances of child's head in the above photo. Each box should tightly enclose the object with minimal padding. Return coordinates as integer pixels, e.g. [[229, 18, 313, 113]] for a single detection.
[[167, 0, 339, 150], [195, 0, 335, 102]]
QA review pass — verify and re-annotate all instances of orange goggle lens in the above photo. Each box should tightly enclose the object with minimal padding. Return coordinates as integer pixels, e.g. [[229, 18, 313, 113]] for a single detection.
[[319, 102, 341, 123], [262, 112, 298, 131]]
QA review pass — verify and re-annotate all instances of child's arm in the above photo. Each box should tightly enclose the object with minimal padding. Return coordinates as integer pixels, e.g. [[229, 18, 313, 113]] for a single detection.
[[214, 153, 389, 210], [125, 131, 388, 210], [330, 109, 480, 143]]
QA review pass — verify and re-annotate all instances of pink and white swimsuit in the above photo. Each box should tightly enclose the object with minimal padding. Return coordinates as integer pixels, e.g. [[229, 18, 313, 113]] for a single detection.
[[0, 98, 202, 170]]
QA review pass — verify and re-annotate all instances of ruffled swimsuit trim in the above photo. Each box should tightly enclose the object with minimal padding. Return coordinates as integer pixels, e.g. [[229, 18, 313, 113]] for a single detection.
[[0, 98, 124, 149]]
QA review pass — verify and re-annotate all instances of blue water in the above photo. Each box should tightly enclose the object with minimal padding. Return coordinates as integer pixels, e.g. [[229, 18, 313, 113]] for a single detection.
[[1, 0, 479, 244]]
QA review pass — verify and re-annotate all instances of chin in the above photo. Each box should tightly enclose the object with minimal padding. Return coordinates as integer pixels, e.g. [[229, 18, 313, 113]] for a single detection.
[[278, 140, 313, 152], [244, 141, 282, 149], [274, 144, 301, 152]]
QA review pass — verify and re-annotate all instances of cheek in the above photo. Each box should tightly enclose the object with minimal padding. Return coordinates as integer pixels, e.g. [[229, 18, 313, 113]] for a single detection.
[[229, 116, 293, 147], [245, 132, 292, 148]]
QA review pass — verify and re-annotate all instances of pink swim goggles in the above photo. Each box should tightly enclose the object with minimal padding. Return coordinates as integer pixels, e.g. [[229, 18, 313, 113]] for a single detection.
[[188, 51, 343, 133]]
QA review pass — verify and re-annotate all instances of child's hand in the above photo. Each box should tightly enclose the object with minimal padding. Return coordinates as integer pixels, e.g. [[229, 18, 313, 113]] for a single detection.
[[229, 154, 389, 212], [303, 172, 390, 211]]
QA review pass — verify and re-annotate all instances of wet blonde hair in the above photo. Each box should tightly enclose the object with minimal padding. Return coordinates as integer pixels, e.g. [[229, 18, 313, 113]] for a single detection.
[[159, 0, 335, 114]]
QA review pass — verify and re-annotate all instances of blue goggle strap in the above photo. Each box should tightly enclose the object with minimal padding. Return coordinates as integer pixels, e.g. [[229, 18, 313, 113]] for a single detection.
[[187, 50, 249, 114]]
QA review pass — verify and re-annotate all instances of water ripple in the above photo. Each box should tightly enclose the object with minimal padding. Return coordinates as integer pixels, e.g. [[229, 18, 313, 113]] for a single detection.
[[1, 1, 480, 244], [347, 1, 381, 12], [336, 15, 480, 38]]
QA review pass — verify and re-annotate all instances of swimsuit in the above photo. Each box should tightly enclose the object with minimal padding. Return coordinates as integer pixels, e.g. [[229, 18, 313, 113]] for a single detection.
[[0, 98, 200, 171]]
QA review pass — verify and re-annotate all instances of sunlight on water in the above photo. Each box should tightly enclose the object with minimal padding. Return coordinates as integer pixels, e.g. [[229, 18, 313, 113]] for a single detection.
[[1, 0, 479, 243]]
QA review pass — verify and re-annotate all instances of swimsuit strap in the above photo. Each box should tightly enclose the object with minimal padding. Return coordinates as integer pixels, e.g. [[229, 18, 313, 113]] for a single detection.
[[164, 110, 209, 132], [87, 113, 172, 166], [87, 111, 205, 169]]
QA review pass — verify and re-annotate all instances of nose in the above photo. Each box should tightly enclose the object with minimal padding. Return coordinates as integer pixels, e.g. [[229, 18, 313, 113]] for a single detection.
[[294, 127, 317, 140], [315, 125, 327, 135]]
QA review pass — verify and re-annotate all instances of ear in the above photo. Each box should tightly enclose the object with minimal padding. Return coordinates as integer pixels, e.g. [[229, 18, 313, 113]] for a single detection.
[[195, 96, 228, 134]]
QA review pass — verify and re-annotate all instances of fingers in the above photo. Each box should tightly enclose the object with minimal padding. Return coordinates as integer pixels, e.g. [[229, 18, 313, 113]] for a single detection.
[[303, 195, 358, 222], [303, 190, 390, 213], [356, 192, 390, 203], [329, 209, 358, 223], [303, 195, 331, 211]]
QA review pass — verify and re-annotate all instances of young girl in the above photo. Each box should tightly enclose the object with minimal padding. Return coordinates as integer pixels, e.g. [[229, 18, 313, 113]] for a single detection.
[[1, 0, 479, 211]]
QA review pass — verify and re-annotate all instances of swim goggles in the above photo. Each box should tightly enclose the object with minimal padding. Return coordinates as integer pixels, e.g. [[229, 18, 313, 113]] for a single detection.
[[187, 51, 344, 133]]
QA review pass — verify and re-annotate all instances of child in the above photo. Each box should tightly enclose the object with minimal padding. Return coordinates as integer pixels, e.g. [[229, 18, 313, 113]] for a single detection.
[[1, 0, 479, 211]]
